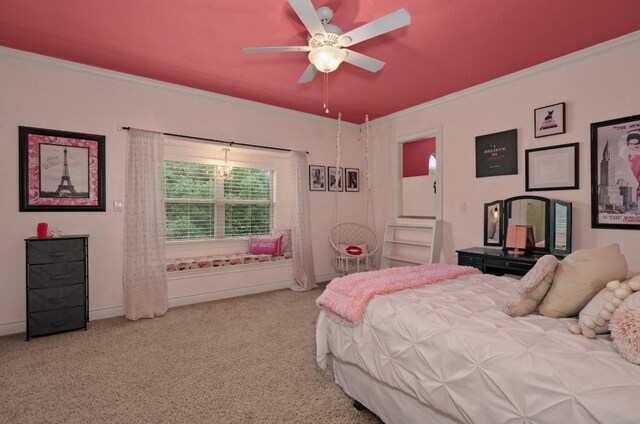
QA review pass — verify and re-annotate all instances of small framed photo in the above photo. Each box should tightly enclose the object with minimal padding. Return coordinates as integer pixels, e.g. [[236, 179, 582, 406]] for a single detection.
[[590, 114, 640, 229], [534, 102, 566, 138], [309, 165, 326, 191], [525, 142, 579, 191], [19, 126, 106, 211], [328, 166, 343, 192], [345, 168, 359, 192]]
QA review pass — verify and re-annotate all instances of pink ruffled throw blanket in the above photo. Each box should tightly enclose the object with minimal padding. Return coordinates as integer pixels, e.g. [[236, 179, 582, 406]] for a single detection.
[[316, 264, 481, 323]]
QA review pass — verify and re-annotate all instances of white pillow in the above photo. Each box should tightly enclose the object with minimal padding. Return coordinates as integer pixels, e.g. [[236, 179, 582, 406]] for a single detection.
[[337, 243, 369, 256]]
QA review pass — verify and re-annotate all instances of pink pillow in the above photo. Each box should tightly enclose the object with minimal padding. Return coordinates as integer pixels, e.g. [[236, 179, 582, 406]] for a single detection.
[[273, 228, 292, 253], [248, 235, 282, 255], [610, 286, 640, 364]]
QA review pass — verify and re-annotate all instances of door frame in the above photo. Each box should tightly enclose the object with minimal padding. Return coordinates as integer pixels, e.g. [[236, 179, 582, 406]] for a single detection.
[[394, 127, 443, 220]]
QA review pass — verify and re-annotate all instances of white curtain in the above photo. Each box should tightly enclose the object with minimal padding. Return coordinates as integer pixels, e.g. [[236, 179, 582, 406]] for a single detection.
[[122, 129, 168, 319], [290, 150, 317, 291]]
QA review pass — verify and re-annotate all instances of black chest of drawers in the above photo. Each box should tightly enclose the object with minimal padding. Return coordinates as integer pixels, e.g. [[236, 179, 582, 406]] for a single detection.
[[456, 247, 564, 277], [25, 235, 88, 340]]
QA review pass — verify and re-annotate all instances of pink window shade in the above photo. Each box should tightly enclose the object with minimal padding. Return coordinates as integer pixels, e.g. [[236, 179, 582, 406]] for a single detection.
[[402, 138, 436, 177]]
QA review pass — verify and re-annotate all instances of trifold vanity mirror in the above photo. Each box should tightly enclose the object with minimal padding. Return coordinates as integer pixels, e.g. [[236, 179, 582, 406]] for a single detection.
[[483, 195, 572, 255]]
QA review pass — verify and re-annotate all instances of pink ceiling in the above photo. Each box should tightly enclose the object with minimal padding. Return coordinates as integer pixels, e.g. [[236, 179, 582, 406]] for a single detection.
[[1, 0, 639, 123]]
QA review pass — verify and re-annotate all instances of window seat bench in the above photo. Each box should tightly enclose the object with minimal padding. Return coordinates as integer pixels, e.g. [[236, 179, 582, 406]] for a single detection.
[[167, 252, 293, 273]]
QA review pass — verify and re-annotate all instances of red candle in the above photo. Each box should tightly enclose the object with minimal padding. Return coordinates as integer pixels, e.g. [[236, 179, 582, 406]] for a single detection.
[[37, 222, 48, 239]]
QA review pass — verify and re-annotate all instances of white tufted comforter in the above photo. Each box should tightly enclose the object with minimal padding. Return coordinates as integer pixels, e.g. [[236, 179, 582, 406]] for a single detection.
[[316, 273, 640, 424]]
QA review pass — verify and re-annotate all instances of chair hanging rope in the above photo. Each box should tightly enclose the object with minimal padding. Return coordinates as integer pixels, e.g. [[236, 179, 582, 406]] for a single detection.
[[334, 112, 342, 246], [364, 114, 376, 232]]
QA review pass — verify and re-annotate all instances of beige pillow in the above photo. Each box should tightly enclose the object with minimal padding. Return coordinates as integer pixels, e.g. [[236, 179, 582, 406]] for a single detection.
[[538, 244, 628, 318], [502, 255, 559, 317]]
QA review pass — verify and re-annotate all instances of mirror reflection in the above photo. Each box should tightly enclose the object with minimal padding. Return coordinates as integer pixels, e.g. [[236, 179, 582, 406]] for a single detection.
[[554, 203, 567, 250], [550, 200, 572, 254], [484, 201, 502, 246], [505, 196, 549, 251]]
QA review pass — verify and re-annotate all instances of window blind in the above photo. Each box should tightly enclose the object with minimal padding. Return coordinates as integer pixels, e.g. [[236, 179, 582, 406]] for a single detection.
[[164, 161, 274, 241]]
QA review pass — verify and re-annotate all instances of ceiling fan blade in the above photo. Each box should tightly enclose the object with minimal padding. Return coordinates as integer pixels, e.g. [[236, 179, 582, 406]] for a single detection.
[[288, 0, 326, 38], [243, 46, 311, 54], [298, 63, 318, 83], [343, 49, 385, 72], [338, 8, 411, 47]]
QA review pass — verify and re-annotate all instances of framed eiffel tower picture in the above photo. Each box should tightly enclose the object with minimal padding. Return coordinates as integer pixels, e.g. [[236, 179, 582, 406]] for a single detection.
[[19, 126, 105, 211]]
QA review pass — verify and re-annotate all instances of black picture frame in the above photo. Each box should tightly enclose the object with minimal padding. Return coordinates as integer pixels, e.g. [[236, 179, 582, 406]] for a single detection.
[[475, 129, 518, 178], [534, 102, 566, 138], [19, 126, 106, 212], [590, 114, 640, 229], [309, 165, 326, 191], [525, 142, 579, 191], [328, 166, 343, 192], [345, 168, 359, 192]]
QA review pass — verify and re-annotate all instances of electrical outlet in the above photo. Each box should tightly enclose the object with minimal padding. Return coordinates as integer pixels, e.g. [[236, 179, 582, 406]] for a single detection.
[[458, 202, 466, 213]]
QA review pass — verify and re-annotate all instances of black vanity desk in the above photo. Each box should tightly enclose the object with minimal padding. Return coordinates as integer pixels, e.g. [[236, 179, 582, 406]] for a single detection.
[[457, 247, 565, 277]]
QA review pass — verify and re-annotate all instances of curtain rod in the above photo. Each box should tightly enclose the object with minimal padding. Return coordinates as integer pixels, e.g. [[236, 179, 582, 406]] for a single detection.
[[119, 127, 309, 154]]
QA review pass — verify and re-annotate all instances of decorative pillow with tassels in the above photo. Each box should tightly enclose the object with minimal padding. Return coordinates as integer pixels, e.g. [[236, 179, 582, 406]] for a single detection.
[[569, 275, 640, 338]]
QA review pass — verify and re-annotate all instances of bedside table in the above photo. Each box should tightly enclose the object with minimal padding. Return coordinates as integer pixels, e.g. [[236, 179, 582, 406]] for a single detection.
[[25, 235, 89, 340]]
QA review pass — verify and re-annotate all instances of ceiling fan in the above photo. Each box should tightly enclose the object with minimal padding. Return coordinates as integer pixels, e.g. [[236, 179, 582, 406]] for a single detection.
[[243, 0, 411, 83]]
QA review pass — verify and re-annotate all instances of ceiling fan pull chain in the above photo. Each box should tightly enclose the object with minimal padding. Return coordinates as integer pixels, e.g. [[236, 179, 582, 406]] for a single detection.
[[324, 72, 330, 114]]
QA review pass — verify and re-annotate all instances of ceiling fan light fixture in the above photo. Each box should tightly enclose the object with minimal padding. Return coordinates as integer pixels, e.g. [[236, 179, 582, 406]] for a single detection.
[[308, 45, 347, 73]]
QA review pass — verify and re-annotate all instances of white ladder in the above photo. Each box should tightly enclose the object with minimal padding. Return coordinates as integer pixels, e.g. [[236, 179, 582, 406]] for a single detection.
[[380, 219, 441, 269]]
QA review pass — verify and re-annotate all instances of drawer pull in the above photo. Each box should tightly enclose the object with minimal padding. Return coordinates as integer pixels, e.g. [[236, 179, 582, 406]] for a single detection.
[[50, 320, 66, 328], [49, 253, 66, 257]]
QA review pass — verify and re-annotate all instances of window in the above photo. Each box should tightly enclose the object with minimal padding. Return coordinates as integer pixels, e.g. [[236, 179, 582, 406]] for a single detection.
[[164, 160, 274, 241]]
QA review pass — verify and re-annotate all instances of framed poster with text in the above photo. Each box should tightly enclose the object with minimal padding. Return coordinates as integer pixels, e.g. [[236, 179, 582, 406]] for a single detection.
[[591, 114, 640, 229], [475, 129, 518, 178]]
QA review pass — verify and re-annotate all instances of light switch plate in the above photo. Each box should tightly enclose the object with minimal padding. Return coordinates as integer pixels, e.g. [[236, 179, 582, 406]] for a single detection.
[[113, 200, 123, 212]]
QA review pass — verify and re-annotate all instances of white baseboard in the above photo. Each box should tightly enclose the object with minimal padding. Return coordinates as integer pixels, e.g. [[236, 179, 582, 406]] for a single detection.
[[0, 322, 26, 338], [0, 272, 340, 337]]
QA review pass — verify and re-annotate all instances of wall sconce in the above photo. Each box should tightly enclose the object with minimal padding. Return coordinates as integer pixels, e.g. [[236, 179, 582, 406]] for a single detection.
[[219, 148, 233, 180], [505, 225, 535, 255]]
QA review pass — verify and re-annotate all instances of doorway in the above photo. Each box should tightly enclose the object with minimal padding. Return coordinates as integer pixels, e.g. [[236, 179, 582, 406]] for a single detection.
[[396, 129, 442, 220]]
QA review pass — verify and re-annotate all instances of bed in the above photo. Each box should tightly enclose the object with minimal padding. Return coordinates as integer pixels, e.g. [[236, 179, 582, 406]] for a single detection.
[[316, 272, 640, 424]]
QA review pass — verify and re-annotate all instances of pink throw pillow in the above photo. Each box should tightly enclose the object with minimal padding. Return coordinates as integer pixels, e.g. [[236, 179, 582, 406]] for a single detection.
[[273, 228, 292, 253], [248, 235, 282, 255]]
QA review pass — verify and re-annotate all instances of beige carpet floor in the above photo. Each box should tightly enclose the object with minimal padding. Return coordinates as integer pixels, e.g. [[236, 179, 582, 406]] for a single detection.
[[0, 286, 382, 424]]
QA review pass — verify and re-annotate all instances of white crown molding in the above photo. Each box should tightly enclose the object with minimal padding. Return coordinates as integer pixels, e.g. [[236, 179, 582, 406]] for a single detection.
[[0, 46, 359, 129], [369, 30, 640, 126]]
